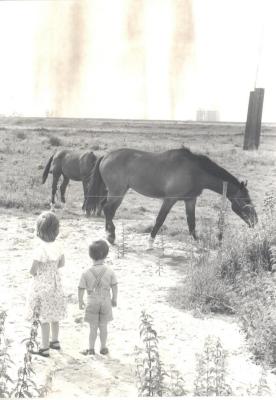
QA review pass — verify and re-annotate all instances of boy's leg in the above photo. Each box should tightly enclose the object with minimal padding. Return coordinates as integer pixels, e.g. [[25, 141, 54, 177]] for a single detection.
[[99, 323, 108, 350], [89, 323, 98, 350], [41, 322, 50, 350]]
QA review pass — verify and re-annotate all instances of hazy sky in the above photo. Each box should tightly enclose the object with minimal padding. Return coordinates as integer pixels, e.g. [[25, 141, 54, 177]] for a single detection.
[[0, 0, 275, 121]]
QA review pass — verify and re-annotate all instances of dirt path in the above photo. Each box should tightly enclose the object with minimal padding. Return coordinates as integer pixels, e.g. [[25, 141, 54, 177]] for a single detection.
[[1, 208, 276, 396]]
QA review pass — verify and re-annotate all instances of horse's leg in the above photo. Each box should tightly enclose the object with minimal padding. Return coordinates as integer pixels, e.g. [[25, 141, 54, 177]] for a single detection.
[[103, 194, 125, 244], [51, 171, 61, 209], [184, 198, 198, 240], [82, 180, 88, 212], [97, 197, 107, 217], [60, 176, 69, 205], [149, 198, 177, 249]]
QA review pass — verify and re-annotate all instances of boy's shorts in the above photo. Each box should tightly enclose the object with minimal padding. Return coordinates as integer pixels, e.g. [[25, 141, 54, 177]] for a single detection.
[[84, 297, 113, 324]]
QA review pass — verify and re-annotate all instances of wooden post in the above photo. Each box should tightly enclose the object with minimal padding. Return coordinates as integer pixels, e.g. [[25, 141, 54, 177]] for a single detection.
[[254, 88, 265, 149], [243, 88, 265, 150], [218, 181, 228, 243]]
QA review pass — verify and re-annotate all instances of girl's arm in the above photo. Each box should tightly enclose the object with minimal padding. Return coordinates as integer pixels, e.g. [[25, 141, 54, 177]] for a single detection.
[[30, 260, 40, 276], [78, 288, 85, 310], [111, 284, 118, 307], [58, 254, 65, 268]]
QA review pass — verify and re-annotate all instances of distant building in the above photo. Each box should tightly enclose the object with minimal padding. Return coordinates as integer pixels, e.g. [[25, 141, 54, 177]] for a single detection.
[[196, 109, 220, 122]]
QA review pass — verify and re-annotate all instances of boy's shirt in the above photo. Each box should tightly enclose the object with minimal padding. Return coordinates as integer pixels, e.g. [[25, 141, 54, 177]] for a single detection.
[[78, 263, 117, 299]]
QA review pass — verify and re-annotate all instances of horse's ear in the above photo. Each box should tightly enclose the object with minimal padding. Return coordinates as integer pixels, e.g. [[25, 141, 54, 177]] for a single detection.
[[240, 180, 248, 188]]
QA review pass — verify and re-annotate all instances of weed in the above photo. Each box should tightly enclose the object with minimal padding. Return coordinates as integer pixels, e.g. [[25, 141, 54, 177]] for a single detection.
[[166, 367, 186, 396], [247, 364, 271, 396], [117, 222, 126, 258], [135, 311, 186, 396], [0, 311, 13, 398], [38, 370, 55, 397], [11, 303, 41, 398], [194, 336, 232, 396], [217, 181, 228, 243], [135, 311, 168, 396]]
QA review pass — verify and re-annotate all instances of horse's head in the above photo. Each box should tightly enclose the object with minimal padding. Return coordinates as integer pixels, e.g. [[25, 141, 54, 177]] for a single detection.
[[230, 181, 258, 227]]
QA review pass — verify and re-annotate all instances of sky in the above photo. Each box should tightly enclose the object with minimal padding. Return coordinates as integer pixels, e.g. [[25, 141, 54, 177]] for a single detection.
[[0, 0, 275, 122]]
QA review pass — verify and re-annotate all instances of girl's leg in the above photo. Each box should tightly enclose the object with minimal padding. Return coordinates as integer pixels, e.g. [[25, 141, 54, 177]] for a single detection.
[[89, 323, 98, 350], [41, 322, 50, 350], [99, 323, 108, 350], [51, 321, 59, 342]]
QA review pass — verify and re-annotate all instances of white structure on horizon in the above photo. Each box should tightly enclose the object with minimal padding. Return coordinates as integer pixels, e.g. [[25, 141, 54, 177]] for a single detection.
[[196, 109, 220, 122]]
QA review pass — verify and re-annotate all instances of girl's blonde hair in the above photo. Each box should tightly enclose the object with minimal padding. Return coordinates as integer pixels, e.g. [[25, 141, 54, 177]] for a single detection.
[[36, 211, 59, 242]]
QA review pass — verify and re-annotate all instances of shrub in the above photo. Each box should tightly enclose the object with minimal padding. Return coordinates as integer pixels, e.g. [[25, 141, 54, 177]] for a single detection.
[[174, 252, 234, 315], [49, 136, 62, 146], [16, 132, 26, 140]]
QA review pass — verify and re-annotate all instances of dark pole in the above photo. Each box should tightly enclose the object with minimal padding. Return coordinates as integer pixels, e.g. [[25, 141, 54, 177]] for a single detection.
[[243, 88, 265, 150]]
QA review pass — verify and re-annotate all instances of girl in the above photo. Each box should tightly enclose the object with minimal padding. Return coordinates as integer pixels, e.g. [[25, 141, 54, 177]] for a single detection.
[[27, 211, 66, 357]]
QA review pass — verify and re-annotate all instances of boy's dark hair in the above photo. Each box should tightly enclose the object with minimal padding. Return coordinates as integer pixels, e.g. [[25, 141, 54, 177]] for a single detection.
[[89, 240, 109, 261]]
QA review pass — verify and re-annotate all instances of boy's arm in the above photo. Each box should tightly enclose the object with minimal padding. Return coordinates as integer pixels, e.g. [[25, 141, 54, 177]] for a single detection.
[[78, 273, 87, 309], [78, 288, 85, 310], [111, 284, 118, 307], [30, 260, 40, 276], [58, 254, 65, 268]]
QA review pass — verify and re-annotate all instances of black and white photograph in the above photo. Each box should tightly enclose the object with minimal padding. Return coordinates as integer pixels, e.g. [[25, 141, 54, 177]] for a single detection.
[[0, 0, 276, 397]]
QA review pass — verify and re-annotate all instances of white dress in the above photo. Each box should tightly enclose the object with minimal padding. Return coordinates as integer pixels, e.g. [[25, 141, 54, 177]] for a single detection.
[[27, 239, 67, 323]]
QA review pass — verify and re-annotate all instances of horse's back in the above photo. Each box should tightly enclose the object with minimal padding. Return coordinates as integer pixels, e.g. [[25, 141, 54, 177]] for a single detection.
[[100, 148, 201, 198], [53, 150, 95, 181]]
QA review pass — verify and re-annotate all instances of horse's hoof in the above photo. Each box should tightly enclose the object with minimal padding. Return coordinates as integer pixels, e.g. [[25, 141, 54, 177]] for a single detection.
[[147, 238, 154, 250], [192, 232, 198, 241]]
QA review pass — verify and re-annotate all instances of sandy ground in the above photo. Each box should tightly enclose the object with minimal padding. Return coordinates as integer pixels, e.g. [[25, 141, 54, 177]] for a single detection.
[[1, 202, 276, 397]]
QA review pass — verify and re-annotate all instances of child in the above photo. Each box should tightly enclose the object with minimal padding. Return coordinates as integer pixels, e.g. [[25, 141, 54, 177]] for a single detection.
[[26, 211, 66, 357], [78, 240, 118, 355]]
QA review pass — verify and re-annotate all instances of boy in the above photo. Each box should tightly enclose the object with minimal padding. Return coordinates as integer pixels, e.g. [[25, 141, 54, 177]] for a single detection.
[[78, 240, 118, 355]]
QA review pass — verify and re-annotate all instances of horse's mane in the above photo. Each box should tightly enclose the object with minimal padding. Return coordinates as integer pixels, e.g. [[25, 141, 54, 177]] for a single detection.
[[179, 147, 242, 188]]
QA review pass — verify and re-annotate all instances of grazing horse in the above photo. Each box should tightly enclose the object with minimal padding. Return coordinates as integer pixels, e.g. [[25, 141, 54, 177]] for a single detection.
[[42, 150, 103, 213], [85, 147, 258, 246]]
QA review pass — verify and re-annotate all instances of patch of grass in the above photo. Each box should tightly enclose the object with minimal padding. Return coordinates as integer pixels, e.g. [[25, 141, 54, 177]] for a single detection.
[[49, 136, 62, 146], [0, 143, 13, 154], [173, 253, 234, 314], [16, 132, 26, 140]]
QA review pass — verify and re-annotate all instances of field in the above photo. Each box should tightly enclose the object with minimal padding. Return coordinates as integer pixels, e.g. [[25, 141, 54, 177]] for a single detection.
[[1, 116, 276, 396]]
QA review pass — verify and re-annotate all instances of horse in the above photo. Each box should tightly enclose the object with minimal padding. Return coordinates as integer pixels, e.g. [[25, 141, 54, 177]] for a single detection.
[[42, 149, 105, 214], [85, 147, 258, 247]]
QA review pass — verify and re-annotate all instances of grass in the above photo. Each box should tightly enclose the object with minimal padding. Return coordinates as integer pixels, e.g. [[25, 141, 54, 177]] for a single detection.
[[174, 198, 276, 366]]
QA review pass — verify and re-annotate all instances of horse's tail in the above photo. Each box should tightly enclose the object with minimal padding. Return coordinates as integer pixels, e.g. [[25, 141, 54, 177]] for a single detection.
[[42, 154, 54, 184], [85, 156, 106, 214]]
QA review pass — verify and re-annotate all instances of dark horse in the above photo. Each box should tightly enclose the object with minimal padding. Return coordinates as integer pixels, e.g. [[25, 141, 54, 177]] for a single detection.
[[85, 147, 258, 246], [42, 150, 104, 213]]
